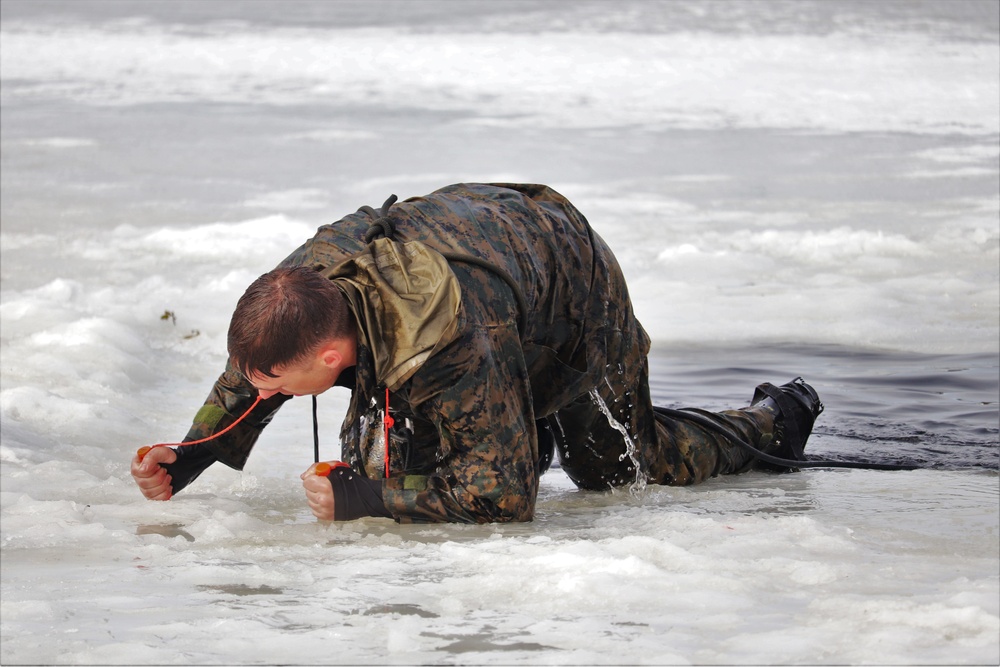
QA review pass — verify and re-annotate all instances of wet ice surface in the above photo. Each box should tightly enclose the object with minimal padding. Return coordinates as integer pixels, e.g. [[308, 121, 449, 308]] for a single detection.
[[1, 0, 998, 664], [2, 458, 997, 665]]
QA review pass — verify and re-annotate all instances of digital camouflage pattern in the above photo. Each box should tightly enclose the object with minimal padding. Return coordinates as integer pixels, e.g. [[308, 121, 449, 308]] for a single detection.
[[182, 183, 778, 523]]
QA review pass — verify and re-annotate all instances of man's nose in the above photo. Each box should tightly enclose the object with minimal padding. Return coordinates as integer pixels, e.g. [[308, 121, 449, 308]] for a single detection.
[[258, 389, 281, 400]]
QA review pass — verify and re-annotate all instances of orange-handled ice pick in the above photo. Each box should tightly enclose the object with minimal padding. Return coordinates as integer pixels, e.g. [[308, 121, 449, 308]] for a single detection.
[[136, 396, 263, 461], [313, 462, 352, 477]]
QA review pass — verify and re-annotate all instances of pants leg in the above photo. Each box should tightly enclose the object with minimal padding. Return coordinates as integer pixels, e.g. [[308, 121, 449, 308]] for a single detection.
[[549, 224, 777, 489], [548, 338, 778, 490], [648, 403, 775, 485]]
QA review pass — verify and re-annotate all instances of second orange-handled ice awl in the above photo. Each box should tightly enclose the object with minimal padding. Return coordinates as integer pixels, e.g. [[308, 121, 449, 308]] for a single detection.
[[314, 462, 352, 477]]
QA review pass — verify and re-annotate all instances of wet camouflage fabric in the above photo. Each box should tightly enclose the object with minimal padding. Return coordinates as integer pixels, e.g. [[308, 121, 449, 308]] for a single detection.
[[183, 183, 777, 523]]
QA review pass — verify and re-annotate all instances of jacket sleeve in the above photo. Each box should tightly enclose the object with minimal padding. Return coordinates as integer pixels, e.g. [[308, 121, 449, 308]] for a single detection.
[[182, 360, 291, 471], [381, 319, 540, 523]]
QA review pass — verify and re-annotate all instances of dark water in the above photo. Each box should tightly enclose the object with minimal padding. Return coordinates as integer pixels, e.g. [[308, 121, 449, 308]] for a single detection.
[[648, 343, 1000, 471]]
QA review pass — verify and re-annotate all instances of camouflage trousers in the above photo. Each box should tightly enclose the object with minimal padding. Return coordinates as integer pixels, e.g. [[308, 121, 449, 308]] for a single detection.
[[538, 349, 775, 489], [526, 236, 775, 490]]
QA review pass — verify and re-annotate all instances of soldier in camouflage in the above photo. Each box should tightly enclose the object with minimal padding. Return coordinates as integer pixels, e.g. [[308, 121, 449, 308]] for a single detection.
[[130, 183, 823, 523]]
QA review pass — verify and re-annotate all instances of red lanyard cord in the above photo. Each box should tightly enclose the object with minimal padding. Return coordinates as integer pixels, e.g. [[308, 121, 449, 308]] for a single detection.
[[137, 390, 394, 481], [136, 395, 263, 461], [383, 386, 393, 479]]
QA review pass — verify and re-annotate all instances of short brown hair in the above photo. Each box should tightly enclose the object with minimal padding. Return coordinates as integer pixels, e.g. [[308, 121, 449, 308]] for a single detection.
[[227, 266, 354, 378]]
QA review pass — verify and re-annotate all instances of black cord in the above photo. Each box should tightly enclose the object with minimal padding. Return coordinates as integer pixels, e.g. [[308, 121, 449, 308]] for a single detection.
[[653, 406, 922, 471], [312, 395, 320, 463]]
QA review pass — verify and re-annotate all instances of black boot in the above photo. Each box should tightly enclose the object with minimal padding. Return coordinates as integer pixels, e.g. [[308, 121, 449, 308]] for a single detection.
[[750, 377, 824, 472]]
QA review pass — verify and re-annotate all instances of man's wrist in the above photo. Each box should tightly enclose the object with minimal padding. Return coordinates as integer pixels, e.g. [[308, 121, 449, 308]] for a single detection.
[[327, 467, 392, 521], [160, 442, 217, 494]]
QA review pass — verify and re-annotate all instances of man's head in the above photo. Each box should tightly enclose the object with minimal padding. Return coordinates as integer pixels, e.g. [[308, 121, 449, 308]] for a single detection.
[[228, 266, 356, 393]]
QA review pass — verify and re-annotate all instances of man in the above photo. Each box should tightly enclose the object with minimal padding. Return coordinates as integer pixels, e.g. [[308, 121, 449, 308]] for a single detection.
[[131, 183, 822, 523]]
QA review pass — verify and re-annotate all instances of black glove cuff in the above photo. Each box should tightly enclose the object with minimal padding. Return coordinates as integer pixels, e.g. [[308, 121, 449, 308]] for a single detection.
[[160, 442, 217, 494], [327, 468, 392, 521]]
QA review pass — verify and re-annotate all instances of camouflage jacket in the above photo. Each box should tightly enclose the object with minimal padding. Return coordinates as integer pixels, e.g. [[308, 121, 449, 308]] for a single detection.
[[183, 183, 644, 523]]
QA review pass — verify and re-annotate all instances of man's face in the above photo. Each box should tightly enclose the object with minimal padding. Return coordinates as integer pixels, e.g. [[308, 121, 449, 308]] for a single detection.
[[247, 355, 338, 400]]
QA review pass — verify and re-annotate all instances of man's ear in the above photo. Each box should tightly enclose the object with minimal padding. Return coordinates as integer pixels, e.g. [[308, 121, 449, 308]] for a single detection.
[[317, 343, 343, 370]]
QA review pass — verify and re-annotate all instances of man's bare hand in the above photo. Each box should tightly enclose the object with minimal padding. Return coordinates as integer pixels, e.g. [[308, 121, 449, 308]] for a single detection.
[[131, 446, 177, 501], [301, 462, 336, 521]]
